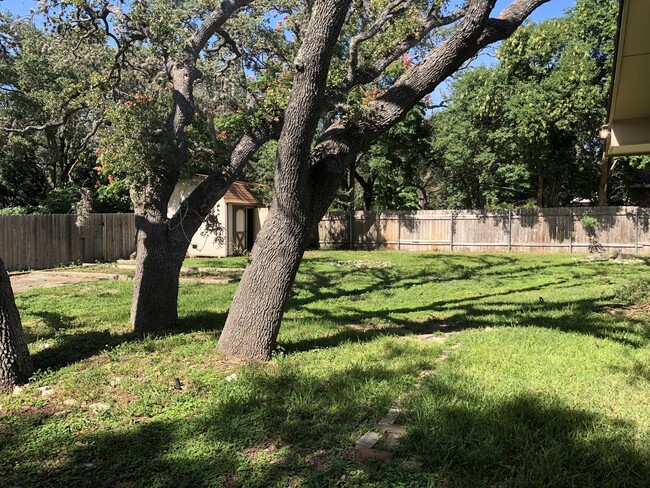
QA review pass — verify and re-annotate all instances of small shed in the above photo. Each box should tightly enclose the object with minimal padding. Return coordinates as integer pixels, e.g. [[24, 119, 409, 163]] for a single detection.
[[168, 177, 268, 257]]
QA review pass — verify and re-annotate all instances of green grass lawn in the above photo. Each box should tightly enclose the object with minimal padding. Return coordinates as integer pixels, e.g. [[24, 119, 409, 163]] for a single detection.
[[1, 251, 649, 487]]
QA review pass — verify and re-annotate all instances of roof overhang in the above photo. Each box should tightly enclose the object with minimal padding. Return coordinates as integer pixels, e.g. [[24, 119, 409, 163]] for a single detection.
[[604, 0, 650, 156]]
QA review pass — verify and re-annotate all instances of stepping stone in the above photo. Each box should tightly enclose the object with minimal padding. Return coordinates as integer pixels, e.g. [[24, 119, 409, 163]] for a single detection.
[[378, 410, 399, 425], [355, 431, 382, 449]]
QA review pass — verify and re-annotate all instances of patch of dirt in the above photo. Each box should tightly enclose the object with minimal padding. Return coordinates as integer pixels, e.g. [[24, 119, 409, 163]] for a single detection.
[[605, 301, 650, 316], [335, 260, 393, 269], [10, 268, 237, 293], [10, 271, 120, 293], [305, 449, 337, 470], [584, 252, 643, 264], [345, 323, 408, 335], [242, 443, 287, 465]]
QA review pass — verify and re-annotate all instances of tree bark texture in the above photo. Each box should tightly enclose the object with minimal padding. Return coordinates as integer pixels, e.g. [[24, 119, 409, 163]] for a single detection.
[[0, 257, 32, 392], [216, 205, 311, 359], [355, 171, 375, 211], [217, 0, 352, 359], [218, 0, 550, 360], [130, 211, 188, 332], [598, 157, 616, 206]]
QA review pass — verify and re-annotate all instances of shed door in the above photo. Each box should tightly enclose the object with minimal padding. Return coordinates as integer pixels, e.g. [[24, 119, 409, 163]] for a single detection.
[[233, 206, 256, 253]]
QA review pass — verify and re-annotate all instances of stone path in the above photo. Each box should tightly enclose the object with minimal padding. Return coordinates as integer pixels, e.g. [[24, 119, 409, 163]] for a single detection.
[[352, 334, 460, 461]]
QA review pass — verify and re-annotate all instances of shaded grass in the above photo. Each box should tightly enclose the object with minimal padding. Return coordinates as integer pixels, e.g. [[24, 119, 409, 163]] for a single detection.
[[1, 251, 650, 486], [402, 327, 650, 487]]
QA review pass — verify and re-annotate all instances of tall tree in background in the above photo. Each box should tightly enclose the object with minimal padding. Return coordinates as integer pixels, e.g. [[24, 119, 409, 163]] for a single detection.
[[217, 0, 551, 360], [428, 0, 619, 208], [0, 13, 112, 212]]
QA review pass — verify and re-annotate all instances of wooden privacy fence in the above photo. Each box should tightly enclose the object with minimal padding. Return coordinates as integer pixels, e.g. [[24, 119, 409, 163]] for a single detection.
[[318, 206, 650, 253], [0, 213, 136, 271]]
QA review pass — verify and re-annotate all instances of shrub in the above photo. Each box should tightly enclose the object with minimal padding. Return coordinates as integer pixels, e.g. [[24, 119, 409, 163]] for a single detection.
[[612, 277, 650, 306]]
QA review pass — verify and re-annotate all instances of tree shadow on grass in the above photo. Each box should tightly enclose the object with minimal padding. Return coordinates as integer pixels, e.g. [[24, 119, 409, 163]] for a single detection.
[[287, 253, 620, 319], [289, 254, 533, 307], [29, 310, 228, 372], [281, 285, 650, 355], [25, 254, 650, 372], [280, 252, 650, 354], [401, 383, 650, 487], [2, 342, 417, 487], [22, 254, 520, 373], [3, 346, 649, 487]]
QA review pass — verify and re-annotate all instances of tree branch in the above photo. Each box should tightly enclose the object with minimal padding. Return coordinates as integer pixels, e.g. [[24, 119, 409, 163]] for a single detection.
[[346, 0, 414, 84], [168, 120, 281, 232], [188, 0, 255, 58], [325, 6, 466, 110], [311, 0, 551, 217], [0, 103, 87, 135]]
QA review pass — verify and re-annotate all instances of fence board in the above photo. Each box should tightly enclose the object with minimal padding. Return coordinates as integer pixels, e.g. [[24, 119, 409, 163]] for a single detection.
[[319, 206, 650, 254], [0, 213, 136, 271]]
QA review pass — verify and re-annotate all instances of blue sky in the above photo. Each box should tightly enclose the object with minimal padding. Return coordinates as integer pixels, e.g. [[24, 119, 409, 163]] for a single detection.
[[3, 0, 576, 21]]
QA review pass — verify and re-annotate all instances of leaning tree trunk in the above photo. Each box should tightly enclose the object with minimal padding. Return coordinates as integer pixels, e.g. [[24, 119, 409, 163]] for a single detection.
[[217, 205, 311, 359], [0, 257, 32, 392], [130, 211, 188, 332], [217, 0, 352, 359]]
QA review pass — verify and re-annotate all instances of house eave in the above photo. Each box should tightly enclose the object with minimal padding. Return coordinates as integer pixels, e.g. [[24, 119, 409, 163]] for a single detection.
[[605, 0, 650, 157]]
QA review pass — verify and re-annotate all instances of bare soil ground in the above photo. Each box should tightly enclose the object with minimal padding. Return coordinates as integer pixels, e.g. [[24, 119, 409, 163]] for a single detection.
[[9, 271, 122, 293]]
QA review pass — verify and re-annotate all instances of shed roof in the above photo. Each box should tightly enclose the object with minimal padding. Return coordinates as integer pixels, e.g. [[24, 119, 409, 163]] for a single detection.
[[224, 181, 264, 206], [605, 0, 650, 156]]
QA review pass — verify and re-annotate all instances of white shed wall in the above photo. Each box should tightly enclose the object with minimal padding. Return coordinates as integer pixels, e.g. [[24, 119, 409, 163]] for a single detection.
[[168, 177, 228, 257]]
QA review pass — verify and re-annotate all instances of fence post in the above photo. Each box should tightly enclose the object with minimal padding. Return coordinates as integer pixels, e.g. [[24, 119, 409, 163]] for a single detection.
[[450, 212, 455, 252], [397, 212, 401, 251], [508, 209, 512, 252], [349, 210, 354, 250], [635, 207, 640, 255], [569, 208, 574, 253], [102, 214, 108, 261]]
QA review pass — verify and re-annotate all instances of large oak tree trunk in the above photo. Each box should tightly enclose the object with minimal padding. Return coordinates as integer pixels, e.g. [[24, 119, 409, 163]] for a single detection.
[[0, 257, 32, 392], [216, 0, 352, 360], [130, 212, 187, 332], [217, 205, 310, 359]]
